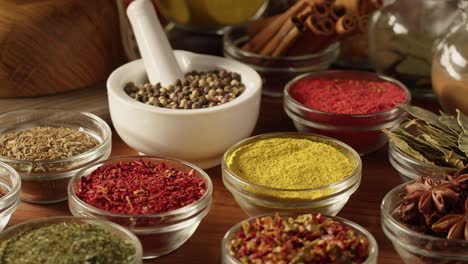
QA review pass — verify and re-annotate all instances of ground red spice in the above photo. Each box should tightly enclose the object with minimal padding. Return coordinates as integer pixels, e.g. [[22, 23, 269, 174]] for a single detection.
[[290, 79, 407, 114], [75, 160, 207, 215]]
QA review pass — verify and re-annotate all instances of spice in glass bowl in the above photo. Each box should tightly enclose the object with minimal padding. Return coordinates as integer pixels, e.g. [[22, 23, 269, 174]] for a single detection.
[[0, 127, 99, 172], [75, 159, 207, 214], [289, 78, 407, 115], [0, 222, 136, 263], [124, 70, 245, 109], [226, 137, 353, 199], [226, 213, 370, 263], [383, 106, 468, 169], [392, 165, 468, 240]]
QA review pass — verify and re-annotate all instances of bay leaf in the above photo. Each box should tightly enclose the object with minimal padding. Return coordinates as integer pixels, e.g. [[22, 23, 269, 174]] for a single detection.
[[457, 109, 468, 133], [459, 132, 468, 157], [383, 129, 434, 164], [401, 105, 442, 128], [439, 110, 462, 134]]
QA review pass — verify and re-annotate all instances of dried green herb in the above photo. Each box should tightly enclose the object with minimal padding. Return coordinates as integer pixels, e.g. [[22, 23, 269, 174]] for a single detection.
[[0, 222, 136, 263], [0, 127, 98, 161], [384, 106, 468, 169]]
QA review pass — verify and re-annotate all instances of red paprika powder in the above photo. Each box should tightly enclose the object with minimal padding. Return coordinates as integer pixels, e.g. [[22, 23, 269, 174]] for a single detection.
[[284, 73, 410, 155], [75, 160, 207, 215], [289, 79, 407, 114]]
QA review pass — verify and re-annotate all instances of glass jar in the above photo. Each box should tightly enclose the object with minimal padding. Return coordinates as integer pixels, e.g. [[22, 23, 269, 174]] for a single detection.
[[432, 0, 468, 115], [369, 0, 460, 98]]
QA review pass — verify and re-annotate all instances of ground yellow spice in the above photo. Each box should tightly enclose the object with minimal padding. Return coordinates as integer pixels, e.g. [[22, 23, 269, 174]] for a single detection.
[[227, 137, 354, 199]]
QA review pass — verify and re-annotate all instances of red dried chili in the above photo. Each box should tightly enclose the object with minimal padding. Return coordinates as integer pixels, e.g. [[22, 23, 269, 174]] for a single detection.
[[290, 79, 407, 114], [75, 160, 207, 214], [228, 214, 370, 263]]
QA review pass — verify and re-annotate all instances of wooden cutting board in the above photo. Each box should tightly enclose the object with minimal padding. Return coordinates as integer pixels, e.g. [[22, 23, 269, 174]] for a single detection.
[[0, 82, 111, 122]]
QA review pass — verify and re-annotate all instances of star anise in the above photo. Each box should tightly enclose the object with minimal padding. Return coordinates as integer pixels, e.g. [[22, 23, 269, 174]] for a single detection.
[[445, 165, 468, 191], [404, 177, 459, 225], [432, 199, 468, 240]]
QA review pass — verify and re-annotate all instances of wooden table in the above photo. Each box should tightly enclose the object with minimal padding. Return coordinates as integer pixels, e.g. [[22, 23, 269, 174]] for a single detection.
[[9, 96, 434, 264]]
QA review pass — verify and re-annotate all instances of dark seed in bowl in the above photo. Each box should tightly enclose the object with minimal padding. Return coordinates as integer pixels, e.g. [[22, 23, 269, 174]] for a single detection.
[[124, 70, 246, 109]]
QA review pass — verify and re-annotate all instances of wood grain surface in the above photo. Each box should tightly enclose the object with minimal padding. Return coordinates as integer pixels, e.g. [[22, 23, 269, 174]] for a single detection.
[[0, 0, 124, 97], [0, 83, 110, 121], [5, 95, 421, 264]]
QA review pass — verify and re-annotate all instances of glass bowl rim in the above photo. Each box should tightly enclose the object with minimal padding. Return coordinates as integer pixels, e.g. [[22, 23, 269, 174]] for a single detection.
[[283, 70, 412, 118], [222, 132, 362, 194], [0, 161, 21, 203], [381, 181, 468, 243], [68, 155, 213, 219], [223, 25, 340, 61], [0, 109, 112, 165], [221, 212, 378, 264]]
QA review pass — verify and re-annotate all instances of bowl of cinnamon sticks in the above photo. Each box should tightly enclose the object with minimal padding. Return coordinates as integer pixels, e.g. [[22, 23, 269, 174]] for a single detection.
[[223, 0, 383, 97]]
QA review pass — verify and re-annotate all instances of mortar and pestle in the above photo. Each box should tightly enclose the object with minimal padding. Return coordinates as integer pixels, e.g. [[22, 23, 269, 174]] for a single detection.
[[107, 0, 262, 169]]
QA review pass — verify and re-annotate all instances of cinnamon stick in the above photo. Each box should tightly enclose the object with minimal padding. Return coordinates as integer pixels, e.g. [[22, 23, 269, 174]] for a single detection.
[[336, 14, 357, 35], [287, 16, 335, 55], [241, 0, 310, 52], [247, 15, 278, 38], [259, 18, 298, 56], [272, 22, 305, 56]]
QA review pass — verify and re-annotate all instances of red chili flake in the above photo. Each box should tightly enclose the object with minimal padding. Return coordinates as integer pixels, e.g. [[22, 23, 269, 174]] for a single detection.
[[290, 78, 407, 115], [228, 214, 370, 263], [75, 160, 207, 214]]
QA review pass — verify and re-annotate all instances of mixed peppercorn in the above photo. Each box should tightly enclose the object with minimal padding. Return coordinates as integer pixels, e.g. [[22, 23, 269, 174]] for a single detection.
[[227, 213, 370, 264], [124, 70, 245, 109]]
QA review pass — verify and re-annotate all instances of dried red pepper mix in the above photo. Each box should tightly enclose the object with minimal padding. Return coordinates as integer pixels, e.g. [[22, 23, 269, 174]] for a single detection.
[[228, 214, 370, 264], [75, 160, 207, 214]]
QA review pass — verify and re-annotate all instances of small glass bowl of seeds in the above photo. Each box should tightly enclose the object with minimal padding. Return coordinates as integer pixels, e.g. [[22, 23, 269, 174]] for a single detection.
[[222, 213, 378, 264], [0, 162, 21, 231], [0, 216, 143, 263], [222, 132, 362, 216], [0, 109, 112, 204]]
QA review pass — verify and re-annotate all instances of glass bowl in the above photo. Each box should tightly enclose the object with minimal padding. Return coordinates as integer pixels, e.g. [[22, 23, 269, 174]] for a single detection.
[[284, 70, 411, 155], [0, 216, 143, 263], [68, 156, 213, 259], [0, 109, 112, 204], [221, 212, 378, 264], [157, 0, 269, 34], [0, 162, 21, 231], [223, 25, 339, 97], [222, 132, 361, 216], [388, 141, 457, 182], [381, 182, 468, 263]]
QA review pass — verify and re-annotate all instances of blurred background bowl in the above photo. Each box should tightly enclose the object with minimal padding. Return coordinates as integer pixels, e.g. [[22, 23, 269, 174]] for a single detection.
[[224, 25, 339, 97], [69, 156, 213, 259], [284, 70, 410, 155], [107, 50, 261, 169], [0, 109, 111, 204], [157, 0, 269, 34], [222, 133, 361, 216]]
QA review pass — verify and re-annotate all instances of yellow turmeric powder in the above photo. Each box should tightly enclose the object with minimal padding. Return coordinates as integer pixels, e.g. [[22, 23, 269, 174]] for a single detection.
[[227, 137, 354, 198]]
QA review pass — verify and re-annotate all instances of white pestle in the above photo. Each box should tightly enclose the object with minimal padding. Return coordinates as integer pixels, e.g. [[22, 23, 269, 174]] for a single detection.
[[126, 0, 183, 86]]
